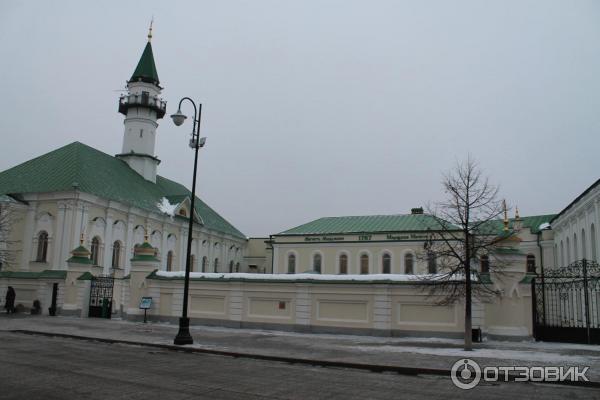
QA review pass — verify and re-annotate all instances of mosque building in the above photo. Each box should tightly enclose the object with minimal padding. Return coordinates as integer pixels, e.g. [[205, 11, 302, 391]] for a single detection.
[[0, 28, 247, 278]]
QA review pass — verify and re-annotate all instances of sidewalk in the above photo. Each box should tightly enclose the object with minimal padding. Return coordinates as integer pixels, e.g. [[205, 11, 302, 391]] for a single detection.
[[2, 314, 600, 382]]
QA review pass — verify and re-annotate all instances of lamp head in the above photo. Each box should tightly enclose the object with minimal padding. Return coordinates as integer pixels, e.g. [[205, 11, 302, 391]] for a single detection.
[[170, 109, 187, 126]]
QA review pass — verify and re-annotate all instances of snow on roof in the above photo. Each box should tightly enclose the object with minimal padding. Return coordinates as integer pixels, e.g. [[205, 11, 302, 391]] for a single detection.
[[538, 222, 551, 231], [157, 197, 177, 217]]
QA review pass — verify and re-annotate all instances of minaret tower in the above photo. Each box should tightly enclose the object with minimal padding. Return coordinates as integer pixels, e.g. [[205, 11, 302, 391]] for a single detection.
[[116, 22, 166, 183]]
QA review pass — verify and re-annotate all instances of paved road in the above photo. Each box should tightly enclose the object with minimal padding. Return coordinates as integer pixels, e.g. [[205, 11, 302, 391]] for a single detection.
[[0, 332, 597, 400]]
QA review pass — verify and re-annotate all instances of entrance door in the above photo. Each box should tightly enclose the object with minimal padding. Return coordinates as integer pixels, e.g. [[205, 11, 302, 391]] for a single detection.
[[88, 276, 114, 319]]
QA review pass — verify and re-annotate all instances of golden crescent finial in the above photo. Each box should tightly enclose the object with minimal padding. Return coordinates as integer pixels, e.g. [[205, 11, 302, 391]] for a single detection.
[[148, 18, 154, 42]]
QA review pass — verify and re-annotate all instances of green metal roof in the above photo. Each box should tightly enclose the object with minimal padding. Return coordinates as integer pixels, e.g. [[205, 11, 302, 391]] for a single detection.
[[130, 41, 160, 85], [476, 214, 555, 235], [277, 214, 454, 235], [0, 142, 245, 239], [0, 270, 66, 280]]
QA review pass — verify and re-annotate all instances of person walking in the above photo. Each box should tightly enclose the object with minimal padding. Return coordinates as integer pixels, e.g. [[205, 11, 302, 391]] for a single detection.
[[4, 286, 15, 314]]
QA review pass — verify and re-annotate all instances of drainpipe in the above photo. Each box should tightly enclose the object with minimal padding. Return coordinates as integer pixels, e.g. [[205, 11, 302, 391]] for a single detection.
[[269, 235, 275, 274], [537, 231, 545, 276]]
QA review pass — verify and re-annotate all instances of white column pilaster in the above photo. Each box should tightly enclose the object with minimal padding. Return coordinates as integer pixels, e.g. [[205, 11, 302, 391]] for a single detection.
[[21, 203, 37, 270], [124, 214, 135, 275], [102, 211, 114, 275], [161, 223, 168, 271]]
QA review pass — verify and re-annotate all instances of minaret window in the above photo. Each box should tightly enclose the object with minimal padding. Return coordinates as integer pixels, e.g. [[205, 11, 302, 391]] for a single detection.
[[214, 258, 219, 272], [140, 129, 143, 138], [141, 91, 149, 105], [202, 256, 208, 272]]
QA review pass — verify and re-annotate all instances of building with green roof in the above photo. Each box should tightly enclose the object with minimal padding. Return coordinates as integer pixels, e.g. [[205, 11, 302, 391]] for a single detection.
[[269, 209, 557, 276], [0, 32, 247, 278]]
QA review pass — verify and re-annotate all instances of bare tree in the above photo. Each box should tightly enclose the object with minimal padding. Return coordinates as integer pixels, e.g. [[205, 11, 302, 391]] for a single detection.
[[0, 199, 18, 270], [421, 157, 507, 351]]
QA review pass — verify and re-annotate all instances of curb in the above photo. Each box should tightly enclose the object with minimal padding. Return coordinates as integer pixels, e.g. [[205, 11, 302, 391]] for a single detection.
[[10, 329, 600, 389]]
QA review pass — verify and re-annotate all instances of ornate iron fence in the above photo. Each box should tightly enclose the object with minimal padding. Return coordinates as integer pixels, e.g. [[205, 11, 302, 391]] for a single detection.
[[532, 259, 600, 344]]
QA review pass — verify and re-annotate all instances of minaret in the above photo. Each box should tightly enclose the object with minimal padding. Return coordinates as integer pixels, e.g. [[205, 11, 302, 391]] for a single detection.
[[116, 22, 166, 183]]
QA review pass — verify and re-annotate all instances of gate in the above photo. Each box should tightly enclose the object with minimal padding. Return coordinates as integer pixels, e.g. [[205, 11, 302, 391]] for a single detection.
[[532, 259, 600, 344], [88, 276, 114, 319]]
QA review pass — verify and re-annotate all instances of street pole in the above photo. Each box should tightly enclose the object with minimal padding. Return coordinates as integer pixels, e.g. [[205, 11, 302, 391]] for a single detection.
[[173, 98, 203, 345]]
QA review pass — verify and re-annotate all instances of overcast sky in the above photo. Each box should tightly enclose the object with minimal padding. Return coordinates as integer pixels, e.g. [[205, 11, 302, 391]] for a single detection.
[[1, 1, 599, 237]]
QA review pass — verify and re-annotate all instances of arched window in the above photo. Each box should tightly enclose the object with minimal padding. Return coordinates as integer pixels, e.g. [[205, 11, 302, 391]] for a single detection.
[[404, 253, 414, 274], [214, 258, 219, 272], [189, 254, 195, 272], [36, 231, 49, 262], [229, 260, 234, 273], [313, 253, 322, 273], [235, 262, 240, 272], [360, 254, 369, 274], [339, 254, 348, 274], [166, 251, 174, 271], [287, 254, 296, 274], [427, 251, 437, 274], [526, 254, 535, 274], [567, 237, 571, 263], [591, 224, 597, 262], [560, 240, 565, 266], [111, 241, 121, 268], [581, 228, 587, 259], [382, 253, 391, 274], [90, 237, 101, 266], [573, 234, 578, 260], [202, 256, 208, 273], [480, 255, 489, 274]]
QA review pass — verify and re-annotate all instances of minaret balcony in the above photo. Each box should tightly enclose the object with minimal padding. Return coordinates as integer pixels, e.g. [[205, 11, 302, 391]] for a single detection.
[[119, 93, 167, 119]]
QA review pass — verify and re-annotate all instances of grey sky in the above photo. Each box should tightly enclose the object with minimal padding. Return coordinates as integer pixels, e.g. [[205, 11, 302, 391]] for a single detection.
[[1, 1, 599, 237]]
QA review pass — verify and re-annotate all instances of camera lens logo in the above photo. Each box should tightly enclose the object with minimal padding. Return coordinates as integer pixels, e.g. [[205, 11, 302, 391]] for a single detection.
[[451, 358, 481, 390]]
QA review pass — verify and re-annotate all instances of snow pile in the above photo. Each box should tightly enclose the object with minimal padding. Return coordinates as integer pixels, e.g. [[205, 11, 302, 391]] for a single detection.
[[156, 271, 448, 282], [538, 222, 551, 231], [157, 197, 177, 216]]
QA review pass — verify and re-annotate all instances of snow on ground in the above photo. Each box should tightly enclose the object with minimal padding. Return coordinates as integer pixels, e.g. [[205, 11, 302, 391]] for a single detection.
[[353, 345, 599, 364]]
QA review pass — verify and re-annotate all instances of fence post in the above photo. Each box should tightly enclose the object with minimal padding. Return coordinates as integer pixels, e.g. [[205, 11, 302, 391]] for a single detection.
[[531, 277, 537, 341], [583, 259, 591, 344]]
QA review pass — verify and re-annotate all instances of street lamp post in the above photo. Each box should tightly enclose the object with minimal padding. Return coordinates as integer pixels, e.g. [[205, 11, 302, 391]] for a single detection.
[[171, 97, 206, 345]]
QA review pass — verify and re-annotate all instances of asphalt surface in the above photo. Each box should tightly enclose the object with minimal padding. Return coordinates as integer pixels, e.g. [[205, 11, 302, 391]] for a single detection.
[[1, 332, 598, 399]]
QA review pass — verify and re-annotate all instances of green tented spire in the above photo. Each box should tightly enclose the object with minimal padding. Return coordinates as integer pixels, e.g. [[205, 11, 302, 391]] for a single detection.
[[130, 41, 160, 85]]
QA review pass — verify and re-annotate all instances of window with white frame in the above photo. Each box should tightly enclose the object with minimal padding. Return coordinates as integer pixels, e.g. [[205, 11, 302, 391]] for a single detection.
[[36, 231, 49, 262], [313, 253, 322, 273], [339, 254, 348, 274], [360, 254, 369, 274], [382, 253, 391, 274], [404, 253, 414, 274], [287, 253, 296, 274]]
